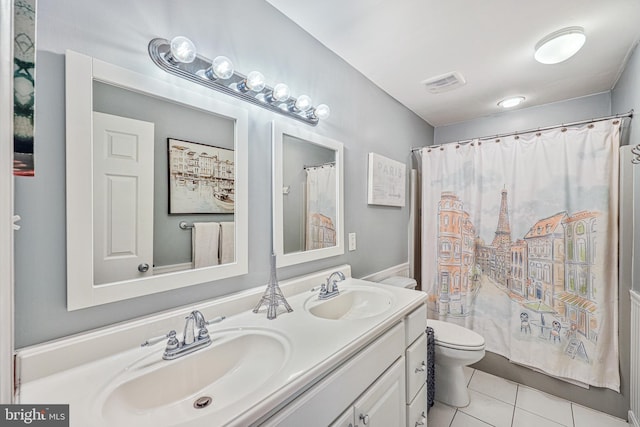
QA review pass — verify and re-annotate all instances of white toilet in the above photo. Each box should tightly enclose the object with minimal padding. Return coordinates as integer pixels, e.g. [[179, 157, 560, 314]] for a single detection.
[[427, 319, 485, 408]]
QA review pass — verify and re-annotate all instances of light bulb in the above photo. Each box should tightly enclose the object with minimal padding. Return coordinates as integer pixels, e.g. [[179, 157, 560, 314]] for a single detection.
[[210, 56, 234, 80], [242, 71, 266, 92], [294, 95, 312, 112], [168, 36, 196, 64], [271, 83, 290, 102], [314, 104, 330, 120], [534, 27, 585, 64], [498, 96, 525, 108]]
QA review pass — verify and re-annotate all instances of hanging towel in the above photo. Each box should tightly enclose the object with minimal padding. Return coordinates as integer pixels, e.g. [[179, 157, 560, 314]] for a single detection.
[[192, 222, 220, 268], [219, 221, 235, 264], [426, 326, 435, 412]]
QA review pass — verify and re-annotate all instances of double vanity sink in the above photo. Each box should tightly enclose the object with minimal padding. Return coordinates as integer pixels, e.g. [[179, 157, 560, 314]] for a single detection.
[[16, 267, 426, 426]]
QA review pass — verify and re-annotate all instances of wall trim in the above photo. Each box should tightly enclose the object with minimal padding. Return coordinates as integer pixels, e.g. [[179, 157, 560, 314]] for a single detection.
[[630, 410, 639, 427], [0, 0, 15, 403], [360, 263, 411, 283]]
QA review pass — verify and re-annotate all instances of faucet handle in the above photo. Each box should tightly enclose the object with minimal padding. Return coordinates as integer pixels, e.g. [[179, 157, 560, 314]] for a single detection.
[[141, 329, 178, 347], [205, 315, 226, 326]]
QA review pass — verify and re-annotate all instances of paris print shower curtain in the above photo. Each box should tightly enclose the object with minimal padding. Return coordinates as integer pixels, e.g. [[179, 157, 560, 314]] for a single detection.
[[421, 119, 620, 391]]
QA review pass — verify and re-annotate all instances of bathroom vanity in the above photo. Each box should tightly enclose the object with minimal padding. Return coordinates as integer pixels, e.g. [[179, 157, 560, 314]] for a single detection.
[[15, 266, 427, 427]]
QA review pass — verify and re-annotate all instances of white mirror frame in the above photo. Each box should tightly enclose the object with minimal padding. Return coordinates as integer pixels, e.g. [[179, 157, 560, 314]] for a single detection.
[[65, 50, 248, 310], [272, 120, 344, 268]]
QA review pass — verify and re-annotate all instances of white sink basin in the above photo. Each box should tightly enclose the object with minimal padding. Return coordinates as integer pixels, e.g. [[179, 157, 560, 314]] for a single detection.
[[305, 287, 395, 320], [99, 329, 290, 426]]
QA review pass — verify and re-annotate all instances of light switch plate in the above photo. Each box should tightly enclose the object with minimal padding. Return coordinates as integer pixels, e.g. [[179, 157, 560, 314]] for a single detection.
[[348, 232, 356, 251]]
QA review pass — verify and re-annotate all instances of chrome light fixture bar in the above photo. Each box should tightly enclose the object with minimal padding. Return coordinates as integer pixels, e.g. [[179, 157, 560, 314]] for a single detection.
[[149, 37, 330, 126]]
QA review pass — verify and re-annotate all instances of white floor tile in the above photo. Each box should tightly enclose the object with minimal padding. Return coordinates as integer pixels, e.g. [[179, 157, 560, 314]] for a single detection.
[[428, 401, 457, 427], [572, 403, 629, 427], [512, 408, 568, 427], [451, 411, 493, 427], [468, 370, 518, 405], [459, 389, 514, 427], [515, 385, 573, 426], [463, 366, 475, 386]]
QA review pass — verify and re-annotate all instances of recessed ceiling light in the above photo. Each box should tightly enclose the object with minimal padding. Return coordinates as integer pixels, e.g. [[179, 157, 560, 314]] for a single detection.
[[534, 26, 586, 65], [498, 96, 525, 109]]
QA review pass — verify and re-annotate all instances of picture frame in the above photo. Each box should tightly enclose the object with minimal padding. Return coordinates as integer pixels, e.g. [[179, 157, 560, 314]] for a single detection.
[[367, 152, 406, 207], [168, 138, 235, 214]]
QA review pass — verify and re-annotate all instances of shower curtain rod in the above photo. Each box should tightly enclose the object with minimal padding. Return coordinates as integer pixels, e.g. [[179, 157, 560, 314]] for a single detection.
[[411, 109, 634, 152]]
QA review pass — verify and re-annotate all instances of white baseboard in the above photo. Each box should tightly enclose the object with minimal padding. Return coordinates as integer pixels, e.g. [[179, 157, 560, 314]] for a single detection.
[[629, 410, 639, 427], [360, 263, 411, 283]]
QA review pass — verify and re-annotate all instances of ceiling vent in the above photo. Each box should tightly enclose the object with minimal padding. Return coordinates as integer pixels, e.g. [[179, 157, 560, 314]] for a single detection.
[[421, 71, 466, 94]]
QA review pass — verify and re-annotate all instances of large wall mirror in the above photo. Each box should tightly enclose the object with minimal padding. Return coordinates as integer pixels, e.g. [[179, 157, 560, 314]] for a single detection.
[[272, 121, 344, 267], [65, 50, 248, 310]]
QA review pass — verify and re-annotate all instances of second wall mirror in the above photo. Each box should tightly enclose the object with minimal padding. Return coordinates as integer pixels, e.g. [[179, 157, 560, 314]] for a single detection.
[[272, 121, 344, 268]]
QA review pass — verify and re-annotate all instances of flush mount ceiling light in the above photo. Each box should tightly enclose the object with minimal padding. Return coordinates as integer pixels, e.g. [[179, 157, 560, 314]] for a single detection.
[[534, 26, 586, 65], [149, 36, 330, 125], [498, 96, 525, 109]]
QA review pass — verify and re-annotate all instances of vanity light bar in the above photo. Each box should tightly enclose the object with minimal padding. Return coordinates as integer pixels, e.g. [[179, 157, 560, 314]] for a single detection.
[[148, 37, 329, 126]]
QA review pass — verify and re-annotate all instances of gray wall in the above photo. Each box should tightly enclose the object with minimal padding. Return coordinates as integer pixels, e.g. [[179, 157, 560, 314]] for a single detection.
[[434, 92, 612, 145], [14, 0, 433, 347], [433, 91, 631, 419]]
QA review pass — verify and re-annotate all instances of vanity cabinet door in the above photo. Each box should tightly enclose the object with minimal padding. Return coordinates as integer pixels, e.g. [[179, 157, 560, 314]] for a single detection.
[[354, 357, 406, 427], [330, 407, 355, 427]]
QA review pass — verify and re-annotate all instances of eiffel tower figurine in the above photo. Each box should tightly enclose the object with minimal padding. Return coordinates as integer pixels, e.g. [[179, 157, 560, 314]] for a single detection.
[[253, 252, 293, 319]]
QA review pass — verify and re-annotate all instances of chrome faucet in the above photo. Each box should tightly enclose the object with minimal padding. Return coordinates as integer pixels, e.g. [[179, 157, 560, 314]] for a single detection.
[[317, 271, 345, 300], [141, 310, 225, 360]]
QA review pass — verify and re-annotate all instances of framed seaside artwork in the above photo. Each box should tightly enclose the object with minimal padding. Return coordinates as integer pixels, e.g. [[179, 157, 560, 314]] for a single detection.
[[367, 152, 406, 207], [168, 138, 235, 214]]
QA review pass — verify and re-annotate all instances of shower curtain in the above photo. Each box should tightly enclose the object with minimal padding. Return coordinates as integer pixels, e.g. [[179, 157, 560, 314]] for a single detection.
[[421, 119, 620, 391], [305, 164, 337, 250]]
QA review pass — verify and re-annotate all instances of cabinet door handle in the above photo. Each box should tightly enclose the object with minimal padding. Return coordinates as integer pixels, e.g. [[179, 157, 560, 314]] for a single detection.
[[359, 413, 370, 425], [415, 411, 426, 426], [415, 361, 427, 373]]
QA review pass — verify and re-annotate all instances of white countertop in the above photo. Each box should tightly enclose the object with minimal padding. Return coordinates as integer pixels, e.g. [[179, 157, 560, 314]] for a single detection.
[[17, 270, 426, 427]]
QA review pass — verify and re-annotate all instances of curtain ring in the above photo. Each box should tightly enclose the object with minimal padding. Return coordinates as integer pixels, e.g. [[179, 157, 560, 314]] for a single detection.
[[427, 148, 431, 153], [514, 135, 520, 140], [587, 123, 594, 129], [495, 138, 501, 143], [561, 127, 567, 132], [470, 142, 475, 146], [536, 132, 541, 137], [455, 144, 460, 149], [613, 120, 620, 125], [440, 146, 444, 151], [478, 141, 482, 146]]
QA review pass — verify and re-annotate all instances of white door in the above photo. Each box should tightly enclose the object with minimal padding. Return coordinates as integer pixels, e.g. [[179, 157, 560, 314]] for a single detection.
[[354, 358, 406, 427], [92, 112, 154, 284]]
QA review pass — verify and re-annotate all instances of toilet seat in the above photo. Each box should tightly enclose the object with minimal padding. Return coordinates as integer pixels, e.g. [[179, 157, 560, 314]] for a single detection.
[[427, 319, 485, 351]]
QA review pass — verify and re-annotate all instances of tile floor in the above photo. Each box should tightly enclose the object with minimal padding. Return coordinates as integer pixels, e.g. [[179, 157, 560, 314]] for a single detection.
[[427, 367, 630, 427]]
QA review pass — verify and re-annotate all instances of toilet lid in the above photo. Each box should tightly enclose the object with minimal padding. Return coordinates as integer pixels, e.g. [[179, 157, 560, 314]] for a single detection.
[[427, 319, 485, 350]]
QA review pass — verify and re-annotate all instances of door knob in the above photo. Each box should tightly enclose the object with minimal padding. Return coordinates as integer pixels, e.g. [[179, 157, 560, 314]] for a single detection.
[[138, 263, 150, 272]]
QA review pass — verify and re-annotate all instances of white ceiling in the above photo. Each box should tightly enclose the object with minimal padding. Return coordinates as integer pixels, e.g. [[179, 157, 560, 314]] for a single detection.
[[266, 0, 640, 127]]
